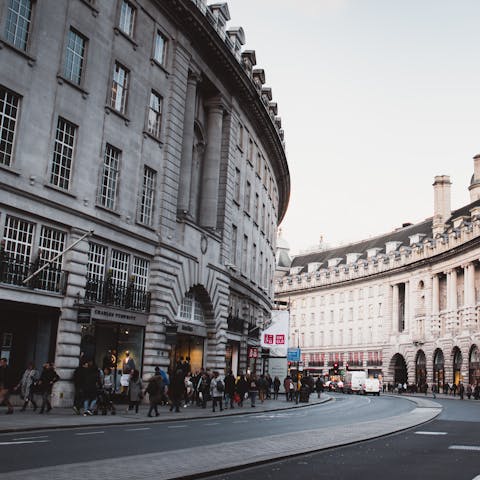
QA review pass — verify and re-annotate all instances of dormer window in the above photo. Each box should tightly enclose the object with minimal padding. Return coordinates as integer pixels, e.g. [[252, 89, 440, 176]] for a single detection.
[[328, 258, 342, 268], [366, 248, 381, 258], [346, 253, 361, 264], [408, 233, 426, 246], [385, 241, 402, 254], [307, 262, 321, 273], [289, 266, 302, 275]]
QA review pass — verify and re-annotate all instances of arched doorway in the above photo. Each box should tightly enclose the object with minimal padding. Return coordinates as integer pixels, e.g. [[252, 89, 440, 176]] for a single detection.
[[469, 345, 480, 385], [452, 347, 462, 385], [433, 348, 445, 392], [415, 350, 427, 387], [391, 353, 408, 385]]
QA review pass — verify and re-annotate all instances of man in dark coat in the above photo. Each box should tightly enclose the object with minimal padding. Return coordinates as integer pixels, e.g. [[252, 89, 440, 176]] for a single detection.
[[0, 357, 13, 414], [169, 369, 185, 412], [224, 369, 236, 409], [37, 362, 60, 413]]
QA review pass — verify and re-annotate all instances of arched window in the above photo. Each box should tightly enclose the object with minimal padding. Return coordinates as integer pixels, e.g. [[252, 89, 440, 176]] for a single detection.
[[178, 292, 205, 323]]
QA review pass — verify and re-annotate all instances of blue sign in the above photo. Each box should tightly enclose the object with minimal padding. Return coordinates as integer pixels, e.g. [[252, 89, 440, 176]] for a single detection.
[[287, 348, 301, 362]]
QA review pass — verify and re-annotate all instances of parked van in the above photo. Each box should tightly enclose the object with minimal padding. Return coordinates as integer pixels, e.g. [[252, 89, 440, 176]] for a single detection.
[[364, 378, 381, 396], [344, 371, 367, 394]]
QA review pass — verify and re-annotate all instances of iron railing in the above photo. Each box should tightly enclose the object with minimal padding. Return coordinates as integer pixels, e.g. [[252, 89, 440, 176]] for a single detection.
[[84, 277, 150, 312], [0, 254, 66, 293]]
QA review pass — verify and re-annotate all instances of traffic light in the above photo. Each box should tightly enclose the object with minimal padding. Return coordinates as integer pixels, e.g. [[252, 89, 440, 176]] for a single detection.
[[333, 362, 339, 374]]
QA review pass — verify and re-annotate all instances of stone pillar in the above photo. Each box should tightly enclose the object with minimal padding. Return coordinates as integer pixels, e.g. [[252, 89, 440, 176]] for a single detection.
[[52, 228, 90, 407], [432, 274, 439, 314], [405, 281, 410, 332], [177, 72, 200, 216], [199, 99, 226, 228], [464, 263, 475, 307], [450, 269, 458, 311], [392, 284, 399, 333]]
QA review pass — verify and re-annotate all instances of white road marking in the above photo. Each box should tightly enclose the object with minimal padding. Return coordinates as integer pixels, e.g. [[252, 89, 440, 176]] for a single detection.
[[0, 440, 50, 445], [125, 427, 151, 432], [415, 431, 448, 436], [75, 431, 105, 436], [167, 425, 187, 429], [232, 420, 248, 423], [13, 435, 49, 441], [449, 445, 480, 451], [472, 475, 480, 480], [203, 422, 220, 426]]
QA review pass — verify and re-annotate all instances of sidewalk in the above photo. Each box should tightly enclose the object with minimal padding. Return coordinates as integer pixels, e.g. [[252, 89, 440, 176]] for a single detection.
[[0, 395, 330, 434]]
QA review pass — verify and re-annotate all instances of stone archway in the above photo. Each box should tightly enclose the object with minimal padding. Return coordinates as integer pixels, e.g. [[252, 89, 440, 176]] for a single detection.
[[452, 346, 462, 385], [469, 344, 480, 385], [390, 353, 408, 385], [415, 349, 427, 387], [433, 348, 445, 391]]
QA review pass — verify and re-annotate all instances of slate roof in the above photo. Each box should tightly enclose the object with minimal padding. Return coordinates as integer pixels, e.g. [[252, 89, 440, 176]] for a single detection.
[[288, 198, 480, 273]]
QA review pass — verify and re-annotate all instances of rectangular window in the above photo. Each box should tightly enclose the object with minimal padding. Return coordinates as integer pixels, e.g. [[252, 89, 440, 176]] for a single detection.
[[39, 226, 66, 291], [147, 91, 162, 138], [132, 256, 149, 290], [259, 251, 263, 286], [119, 0, 135, 37], [3, 216, 34, 262], [251, 243, 257, 279], [64, 28, 86, 85], [110, 249, 129, 287], [110, 62, 129, 114], [254, 193, 259, 224], [138, 166, 156, 226], [256, 152, 262, 176], [0, 86, 19, 167], [87, 243, 107, 281], [154, 30, 167, 65], [261, 203, 266, 231], [234, 168, 241, 203], [245, 180, 251, 214], [98, 144, 120, 210], [231, 225, 237, 265], [237, 123, 244, 150], [5, 0, 32, 51], [50, 117, 76, 190], [242, 235, 248, 274]]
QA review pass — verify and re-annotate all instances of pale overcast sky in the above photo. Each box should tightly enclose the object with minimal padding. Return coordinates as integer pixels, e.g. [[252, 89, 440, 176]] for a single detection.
[[226, 0, 480, 255]]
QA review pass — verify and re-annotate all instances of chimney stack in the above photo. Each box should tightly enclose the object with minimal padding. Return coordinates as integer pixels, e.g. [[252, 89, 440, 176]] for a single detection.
[[432, 175, 451, 236], [468, 154, 480, 202]]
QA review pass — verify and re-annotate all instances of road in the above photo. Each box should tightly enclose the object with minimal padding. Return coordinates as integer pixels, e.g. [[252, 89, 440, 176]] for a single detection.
[[205, 398, 480, 480], [0, 394, 434, 479]]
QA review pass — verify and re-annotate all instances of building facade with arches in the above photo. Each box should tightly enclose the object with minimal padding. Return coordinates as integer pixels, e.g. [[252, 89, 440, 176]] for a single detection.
[[275, 158, 480, 390], [0, 0, 289, 405]]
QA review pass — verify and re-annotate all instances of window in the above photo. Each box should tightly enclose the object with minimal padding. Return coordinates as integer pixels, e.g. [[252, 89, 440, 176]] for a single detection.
[[254, 193, 259, 224], [118, 0, 135, 37], [39, 226, 66, 290], [259, 251, 263, 285], [154, 30, 167, 65], [237, 123, 244, 149], [261, 203, 266, 231], [5, 0, 32, 51], [110, 62, 129, 114], [50, 117, 76, 190], [231, 225, 237, 265], [245, 181, 251, 214], [110, 249, 129, 287], [234, 168, 241, 203], [98, 144, 120, 210], [147, 91, 162, 138], [178, 292, 204, 323], [138, 166, 156, 226], [242, 235, 248, 274], [87, 243, 107, 282], [251, 243, 257, 278], [0, 86, 19, 166], [256, 152, 262, 176], [3, 216, 34, 262], [132, 256, 149, 291], [64, 29, 86, 85]]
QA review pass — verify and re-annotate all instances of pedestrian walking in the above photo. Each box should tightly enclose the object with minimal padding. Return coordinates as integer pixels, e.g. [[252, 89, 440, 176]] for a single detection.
[[257, 374, 268, 403], [145, 370, 164, 417], [0, 357, 14, 414], [466, 383, 472, 400], [169, 369, 185, 412], [247, 373, 258, 407], [458, 382, 465, 400], [37, 362, 60, 413], [80, 361, 100, 415], [431, 383, 437, 399], [224, 369, 236, 409], [273, 376, 281, 400], [210, 371, 224, 412], [16, 362, 39, 411], [236, 373, 248, 407], [127, 369, 143, 413]]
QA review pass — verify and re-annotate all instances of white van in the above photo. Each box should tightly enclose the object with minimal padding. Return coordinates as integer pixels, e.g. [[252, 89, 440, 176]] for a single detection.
[[344, 371, 367, 394], [364, 378, 381, 396]]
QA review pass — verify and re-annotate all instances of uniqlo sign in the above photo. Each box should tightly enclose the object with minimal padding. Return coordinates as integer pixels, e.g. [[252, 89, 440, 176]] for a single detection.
[[263, 334, 274, 345], [275, 334, 285, 345], [248, 347, 258, 358]]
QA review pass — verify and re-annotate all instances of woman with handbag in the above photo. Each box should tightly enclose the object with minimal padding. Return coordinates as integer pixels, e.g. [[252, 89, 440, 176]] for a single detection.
[[127, 369, 143, 413]]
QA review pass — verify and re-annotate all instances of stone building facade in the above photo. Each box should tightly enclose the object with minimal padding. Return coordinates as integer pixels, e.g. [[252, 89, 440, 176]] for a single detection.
[[0, 0, 289, 405], [275, 159, 480, 390]]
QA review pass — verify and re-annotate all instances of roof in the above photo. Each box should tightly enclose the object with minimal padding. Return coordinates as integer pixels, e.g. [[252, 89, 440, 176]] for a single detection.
[[289, 198, 480, 273]]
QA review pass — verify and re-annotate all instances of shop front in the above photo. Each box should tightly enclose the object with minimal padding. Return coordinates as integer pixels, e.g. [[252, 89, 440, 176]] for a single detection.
[[225, 341, 240, 376], [79, 307, 146, 391], [247, 346, 259, 374], [469, 345, 480, 385], [433, 349, 445, 390], [169, 321, 206, 374], [0, 300, 59, 381]]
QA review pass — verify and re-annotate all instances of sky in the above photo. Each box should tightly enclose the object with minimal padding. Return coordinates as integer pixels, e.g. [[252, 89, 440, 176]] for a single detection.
[[226, 0, 480, 255]]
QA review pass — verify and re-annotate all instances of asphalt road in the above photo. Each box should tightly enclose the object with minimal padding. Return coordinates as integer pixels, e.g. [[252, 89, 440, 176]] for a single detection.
[[205, 398, 480, 480], [0, 394, 414, 473]]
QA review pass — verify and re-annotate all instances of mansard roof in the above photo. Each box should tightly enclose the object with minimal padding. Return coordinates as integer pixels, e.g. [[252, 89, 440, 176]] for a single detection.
[[290, 198, 480, 273]]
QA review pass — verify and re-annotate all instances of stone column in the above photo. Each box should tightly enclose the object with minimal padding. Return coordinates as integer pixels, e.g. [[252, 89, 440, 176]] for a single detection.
[[432, 274, 439, 315], [392, 284, 399, 333], [465, 263, 476, 307], [199, 98, 226, 228], [450, 269, 458, 311], [404, 281, 410, 332], [177, 72, 200, 216]]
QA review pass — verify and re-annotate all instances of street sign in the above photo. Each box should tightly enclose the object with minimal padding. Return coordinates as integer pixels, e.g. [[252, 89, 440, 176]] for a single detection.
[[287, 348, 301, 362]]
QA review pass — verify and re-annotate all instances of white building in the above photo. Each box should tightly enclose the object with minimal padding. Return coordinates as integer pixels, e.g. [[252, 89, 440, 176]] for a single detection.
[[275, 158, 480, 389]]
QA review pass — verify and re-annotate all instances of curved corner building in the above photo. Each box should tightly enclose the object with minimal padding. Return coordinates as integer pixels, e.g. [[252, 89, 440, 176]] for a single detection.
[[0, 0, 290, 405], [275, 159, 480, 389]]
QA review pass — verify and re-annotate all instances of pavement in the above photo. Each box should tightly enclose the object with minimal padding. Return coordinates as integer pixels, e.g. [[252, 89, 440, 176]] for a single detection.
[[0, 393, 449, 480]]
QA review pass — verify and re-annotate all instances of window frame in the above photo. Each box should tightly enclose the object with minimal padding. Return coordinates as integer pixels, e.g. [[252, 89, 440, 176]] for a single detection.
[[109, 60, 130, 116], [152, 28, 168, 67], [0, 84, 20, 167], [98, 143, 121, 211], [118, 0, 136, 38], [4, 0, 33, 52], [63, 27, 87, 87], [137, 165, 156, 226], [49, 116, 77, 191], [146, 90, 163, 139]]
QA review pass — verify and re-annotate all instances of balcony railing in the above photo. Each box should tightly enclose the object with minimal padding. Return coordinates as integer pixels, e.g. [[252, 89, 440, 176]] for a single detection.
[[366, 360, 383, 367], [0, 254, 66, 293], [85, 277, 150, 312], [227, 315, 244, 333]]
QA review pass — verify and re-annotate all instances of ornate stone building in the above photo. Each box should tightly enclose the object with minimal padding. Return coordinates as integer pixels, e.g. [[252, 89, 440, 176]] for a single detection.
[[275, 159, 480, 389], [0, 0, 289, 404]]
